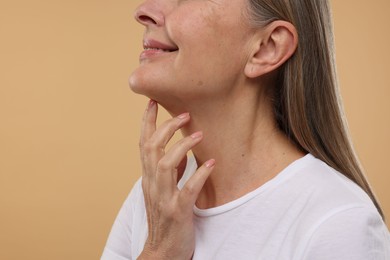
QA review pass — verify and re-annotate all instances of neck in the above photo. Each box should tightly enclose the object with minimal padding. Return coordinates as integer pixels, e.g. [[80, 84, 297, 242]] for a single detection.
[[163, 83, 304, 209]]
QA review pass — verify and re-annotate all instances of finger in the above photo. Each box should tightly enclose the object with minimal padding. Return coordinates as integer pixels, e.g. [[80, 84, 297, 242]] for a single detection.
[[179, 159, 215, 207], [177, 155, 187, 184], [143, 112, 190, 159], [142, 112, 191, 177], [156, 132, 203, 189], [140, 99, 158, 150], [147, 112, 190, 153]]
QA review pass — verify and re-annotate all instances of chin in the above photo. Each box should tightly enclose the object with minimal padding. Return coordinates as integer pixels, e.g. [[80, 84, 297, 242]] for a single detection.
[[128, 69, 159, 97], [128, 69, 208, 112], [128, 70, 144, 94], [128, 71, 170, 104]]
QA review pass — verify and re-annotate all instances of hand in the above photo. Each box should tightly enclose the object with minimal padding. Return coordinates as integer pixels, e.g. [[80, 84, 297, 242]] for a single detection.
[[138, 100, 215, 260]]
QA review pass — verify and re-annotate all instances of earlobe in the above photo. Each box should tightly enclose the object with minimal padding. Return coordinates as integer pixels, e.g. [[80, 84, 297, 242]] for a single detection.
[[244, 21, 298, 79]]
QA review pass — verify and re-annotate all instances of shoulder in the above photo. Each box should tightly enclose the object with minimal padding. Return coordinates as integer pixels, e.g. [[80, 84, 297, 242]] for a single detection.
[[286, 154, 381, 229], [296, 206, 390, 259], [101, 178, 147, 260], [290, 154, 376, 210], [286, 155, 390, 259]]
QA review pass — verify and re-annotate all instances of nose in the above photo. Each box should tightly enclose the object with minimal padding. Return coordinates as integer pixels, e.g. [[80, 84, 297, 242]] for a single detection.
[[134, 1, 164, 27]]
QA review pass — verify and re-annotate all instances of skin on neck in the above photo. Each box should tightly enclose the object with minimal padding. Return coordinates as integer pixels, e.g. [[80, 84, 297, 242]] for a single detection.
[[146, 20, 302, 209], [162, 75, 305, 210]]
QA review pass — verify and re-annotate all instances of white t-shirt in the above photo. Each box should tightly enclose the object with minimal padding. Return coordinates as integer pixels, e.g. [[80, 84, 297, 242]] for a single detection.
[[101, 154, 390, 260]]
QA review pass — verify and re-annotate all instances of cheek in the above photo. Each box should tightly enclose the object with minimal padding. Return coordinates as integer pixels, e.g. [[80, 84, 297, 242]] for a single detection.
[[170, 6, 247, 70], [131, 3, 251, 100], [172, 23, 239, 79], [169, 4, 222, 46], [175, 38, 246, 95]]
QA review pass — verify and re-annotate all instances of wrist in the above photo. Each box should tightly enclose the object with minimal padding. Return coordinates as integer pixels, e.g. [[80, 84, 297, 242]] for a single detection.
[[138, 243, 192, 260], [137, 244, 168, 260]]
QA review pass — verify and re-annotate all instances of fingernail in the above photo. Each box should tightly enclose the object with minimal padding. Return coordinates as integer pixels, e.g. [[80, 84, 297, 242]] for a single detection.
[[148, 99, 156, 109], [177, 112, 189, 119], [205, 159, 216, 168], [191, 131, 203, 139]]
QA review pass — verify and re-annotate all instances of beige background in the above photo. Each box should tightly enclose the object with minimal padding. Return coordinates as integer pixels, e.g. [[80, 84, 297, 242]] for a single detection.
[[0, 0, 389, 259]]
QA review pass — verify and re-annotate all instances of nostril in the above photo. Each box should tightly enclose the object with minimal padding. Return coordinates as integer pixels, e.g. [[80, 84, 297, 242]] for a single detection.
[[134, 4, 163, 26], [138, 15, 157, 25]]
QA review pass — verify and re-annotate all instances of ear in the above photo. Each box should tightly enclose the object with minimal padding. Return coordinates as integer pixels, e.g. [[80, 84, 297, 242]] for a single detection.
[[244, 21, 298, 78]]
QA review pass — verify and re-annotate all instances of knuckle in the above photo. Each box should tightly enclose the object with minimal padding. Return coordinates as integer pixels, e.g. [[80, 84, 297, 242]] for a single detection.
[[156, 159, 171, 172], [161, 117, 181, 132], [164, 117, 178, 127], [182, 184, 196, 198], [182, 136, 196, 147], [143, 139, 164, 153], [143, 141, 155, 153], [158, 201, 178, 218], [168, 136, 194, 155], [177, 137, 189, 146], [159, 200, 173, 213]]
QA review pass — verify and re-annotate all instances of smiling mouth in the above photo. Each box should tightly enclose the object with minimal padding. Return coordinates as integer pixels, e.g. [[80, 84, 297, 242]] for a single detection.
[[143, 39, 179, 53], [143, 47, 178, 52]]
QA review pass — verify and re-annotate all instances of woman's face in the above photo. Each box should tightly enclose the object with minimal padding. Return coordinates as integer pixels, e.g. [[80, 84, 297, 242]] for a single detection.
[[130, 0, 256, 106]]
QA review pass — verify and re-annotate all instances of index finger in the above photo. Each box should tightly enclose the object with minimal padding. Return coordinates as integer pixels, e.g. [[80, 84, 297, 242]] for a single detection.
[[140, 99, 158, 148]]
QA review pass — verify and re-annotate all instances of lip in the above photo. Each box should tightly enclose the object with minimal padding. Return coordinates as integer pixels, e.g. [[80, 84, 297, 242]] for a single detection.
[[140, 39, 179, 61], [144, 39, 179, 51]]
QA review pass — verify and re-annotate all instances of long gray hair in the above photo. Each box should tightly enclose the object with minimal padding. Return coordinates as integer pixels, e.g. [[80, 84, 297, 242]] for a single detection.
[[247, 0, 384, 218]]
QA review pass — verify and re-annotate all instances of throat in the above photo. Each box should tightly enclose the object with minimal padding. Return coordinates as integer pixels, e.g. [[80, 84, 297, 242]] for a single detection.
[[193, 137, 305, 210]]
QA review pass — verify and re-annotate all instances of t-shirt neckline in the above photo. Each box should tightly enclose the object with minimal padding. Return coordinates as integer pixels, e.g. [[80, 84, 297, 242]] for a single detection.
[[192, 153, 314, 217]]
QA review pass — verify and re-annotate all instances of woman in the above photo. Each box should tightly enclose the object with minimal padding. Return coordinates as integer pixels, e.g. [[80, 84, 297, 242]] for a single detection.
[[102, 0, 390, 259]]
